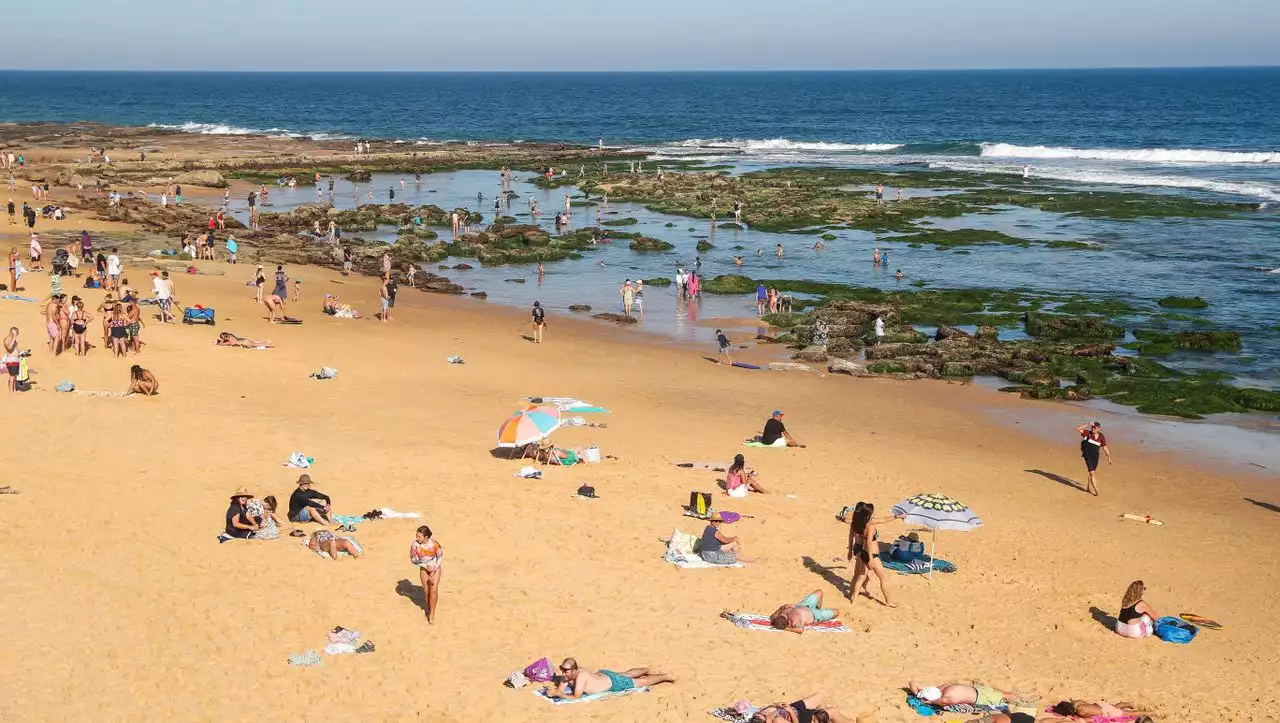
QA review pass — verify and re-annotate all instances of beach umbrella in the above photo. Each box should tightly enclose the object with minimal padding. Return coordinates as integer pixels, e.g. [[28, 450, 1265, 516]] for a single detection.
[[496, 405, 562, 448], [890, 493, 983, 578]]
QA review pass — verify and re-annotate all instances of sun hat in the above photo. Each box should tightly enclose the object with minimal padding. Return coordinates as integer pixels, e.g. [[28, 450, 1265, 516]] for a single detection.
[[708, 512, 725, 522], [297, 474, 313, 485], [230, 486, 253, 499]]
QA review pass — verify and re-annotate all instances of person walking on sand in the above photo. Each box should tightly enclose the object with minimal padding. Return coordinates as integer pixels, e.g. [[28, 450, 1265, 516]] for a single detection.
[[716, 328, 733, 365], [3, 327, 20, 393], [272, 265, 288, 304], [409, 525, 444, 623], [7, 198, 15, 225], [847, 502, 897, 607], [1076, 421, 1112, 496], [544, 660, 675, 700], [531, 301, 546, 344], [106, 248, 121, 291], [152, 272, 174, 324]]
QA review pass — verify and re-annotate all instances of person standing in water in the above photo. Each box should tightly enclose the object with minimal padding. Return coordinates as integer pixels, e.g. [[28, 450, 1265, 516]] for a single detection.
[[620, 280, 635, 317], [1076, 421, 1112, 496], [776, 243, 784, 259]]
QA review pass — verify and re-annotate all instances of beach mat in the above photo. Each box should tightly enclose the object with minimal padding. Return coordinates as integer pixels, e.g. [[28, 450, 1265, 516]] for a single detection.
[[664, 553, 744, 569], [743, 441, 783, 448], [710, 705, 761, 722], [907, 694, 1006, 717], [534, 686, 650, 705], [722, 612, 850, 633], [881, 555, 957, 575]]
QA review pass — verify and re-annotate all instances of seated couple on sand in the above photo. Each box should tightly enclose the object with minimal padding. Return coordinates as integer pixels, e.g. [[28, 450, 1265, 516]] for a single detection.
[[322, 294, 360, 318], [749, 410, 804, 448], [529, 444, 589, 466], [542, 658, 674, 700]]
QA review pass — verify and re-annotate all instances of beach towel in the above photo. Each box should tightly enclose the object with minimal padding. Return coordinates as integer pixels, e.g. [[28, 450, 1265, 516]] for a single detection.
[[333, 515, 364, 528], [0, 294, 37, 302], [287, 650, 323, 667], [722, 612, 850, 633], [377, 508, 421, 519], [665, 551, 745, 569], [710, 703, 761, 722], [881, 555, 957, 575], [907, 694, 1006, 717], [1043, 707, 1139, 723], [534, 686, 650, 705]]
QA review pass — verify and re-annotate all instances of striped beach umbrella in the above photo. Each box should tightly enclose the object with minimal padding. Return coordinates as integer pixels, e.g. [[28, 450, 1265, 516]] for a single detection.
[[496, 405, 562, 448], [891, 493, 983, 578]]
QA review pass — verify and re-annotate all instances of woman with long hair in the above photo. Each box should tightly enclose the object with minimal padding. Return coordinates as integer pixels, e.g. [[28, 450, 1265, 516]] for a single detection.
[[847, 502, 897, 607], [1115, 579, 1159, 638], [725, 454, 768, 497], [410, 525, 444, 624]]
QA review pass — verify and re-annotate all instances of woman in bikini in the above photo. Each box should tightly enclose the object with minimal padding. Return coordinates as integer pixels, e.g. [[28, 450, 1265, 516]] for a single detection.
[[108, 306, 129, 357], [308, 529, 362, 560], [847, 502, 897, 607], [7, 246, 17, 292], [1048, 700, 1153, 720], [749, 693, 851, 723], [409, 525, 443, 624], [70, 299, 93, 356], [254, 265, 266, 303], [215, 332, 274, 349]]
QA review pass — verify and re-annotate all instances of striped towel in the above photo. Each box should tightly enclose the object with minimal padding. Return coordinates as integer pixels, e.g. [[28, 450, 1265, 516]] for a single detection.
[[881, 555, 957, 575], [723, 612, 851, 633], [534, 686, 649, 705]]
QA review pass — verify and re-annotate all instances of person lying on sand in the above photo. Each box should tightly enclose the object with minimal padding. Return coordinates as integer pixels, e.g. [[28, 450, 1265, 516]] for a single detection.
[[768, 590, 839, 634], [288, 474, 334, 526], [308, 529, 362, 560], [535, 446, 587, 465], [963, 715, 1035, 723], [127, 365, 158, 395], [909, 681, 1018, 710], [749, 693, 851, 723], [725, 453, 767, 496], [1049, 700, 1154, 720], [543, 658, 674, 700], [215, 332, 274, 349], [322, 294, 360, 318]]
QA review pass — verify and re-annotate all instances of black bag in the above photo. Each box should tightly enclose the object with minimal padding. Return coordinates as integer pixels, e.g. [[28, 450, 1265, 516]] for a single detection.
[[577, 485, 597, 498], [689, 491, 712, 517]]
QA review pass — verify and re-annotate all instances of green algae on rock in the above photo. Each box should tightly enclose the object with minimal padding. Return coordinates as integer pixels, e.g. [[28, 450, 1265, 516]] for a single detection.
[[1157, 296, 1210, 309]]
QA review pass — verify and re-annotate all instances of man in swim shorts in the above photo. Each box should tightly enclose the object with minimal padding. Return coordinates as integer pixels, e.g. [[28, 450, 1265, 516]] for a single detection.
[[769, 590, 839, 634], [543, 658, 675, 700]]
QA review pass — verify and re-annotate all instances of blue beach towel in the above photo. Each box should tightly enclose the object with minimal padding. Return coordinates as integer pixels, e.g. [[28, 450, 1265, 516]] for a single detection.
[[881, 555, 957, 575], [332, 515, 364, 528], [535, 686, 649, 705]]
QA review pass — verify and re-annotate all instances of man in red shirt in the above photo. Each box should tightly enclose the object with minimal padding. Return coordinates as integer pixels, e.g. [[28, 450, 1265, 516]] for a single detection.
[[1076, 421, 1113, 496]]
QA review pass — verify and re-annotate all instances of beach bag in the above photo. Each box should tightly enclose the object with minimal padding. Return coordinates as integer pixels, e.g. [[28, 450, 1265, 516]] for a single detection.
[[584, 445, 601, 464], [689, 491, 712, 517], [667, 529, 696, 558], [523, 657, 554, 683], [1154, 616, 1197, 644]]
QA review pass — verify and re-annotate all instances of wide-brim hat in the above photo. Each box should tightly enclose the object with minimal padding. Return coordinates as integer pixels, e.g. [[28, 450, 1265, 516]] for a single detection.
[[297, 474, 313, 485], [230, 486, 253, 499]]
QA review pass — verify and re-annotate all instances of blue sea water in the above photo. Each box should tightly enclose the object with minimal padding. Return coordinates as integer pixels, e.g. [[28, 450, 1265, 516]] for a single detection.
[[1, 69, 1277, 392]]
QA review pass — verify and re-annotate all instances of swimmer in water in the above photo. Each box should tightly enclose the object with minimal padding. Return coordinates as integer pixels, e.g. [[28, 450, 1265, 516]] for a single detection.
[[814, 240, 825, 251], [733, 256, 743, 267], [895, 269, 904, 280], [873, 248, 882, 264], [776, 243, 784, 259]]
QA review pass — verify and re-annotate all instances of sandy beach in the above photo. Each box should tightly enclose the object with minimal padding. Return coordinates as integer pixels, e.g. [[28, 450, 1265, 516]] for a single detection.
[[0, 242, 1277, 722], [0, 124, 1277, 723]]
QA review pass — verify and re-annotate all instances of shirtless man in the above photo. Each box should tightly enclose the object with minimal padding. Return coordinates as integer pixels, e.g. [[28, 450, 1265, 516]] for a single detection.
[[56, 295, 72, 352], [768, 590, 840, 634], [45, 296, 64, 355], [125, 300, 143, 354], [263, 294, 286, 323], [543, 659, 674, 700], [909, 681, 1019, 710]]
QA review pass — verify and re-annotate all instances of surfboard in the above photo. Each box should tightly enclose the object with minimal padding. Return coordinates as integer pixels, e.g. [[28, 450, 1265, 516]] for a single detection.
[[1122, 513, 1163, 526], [731, 362, 761, 370], [1179, 613, 1223, 630]]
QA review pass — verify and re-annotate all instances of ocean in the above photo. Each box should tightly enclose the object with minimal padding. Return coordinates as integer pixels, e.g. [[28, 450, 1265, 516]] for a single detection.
[[1, 68, 1278, 393]]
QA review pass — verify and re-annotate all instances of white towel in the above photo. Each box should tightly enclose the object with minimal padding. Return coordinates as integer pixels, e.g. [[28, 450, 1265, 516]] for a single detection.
[[377, 508, 421, 519]]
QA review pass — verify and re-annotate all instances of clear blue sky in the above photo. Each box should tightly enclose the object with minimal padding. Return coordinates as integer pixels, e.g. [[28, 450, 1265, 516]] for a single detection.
[[4, 0, 1277, 71]]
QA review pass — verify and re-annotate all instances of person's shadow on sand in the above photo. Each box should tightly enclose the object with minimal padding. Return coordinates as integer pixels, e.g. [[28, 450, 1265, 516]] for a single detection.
[[1026, 468, 1087, 493], [1089, 606, 1117, 632], [802, 555, 851, 598], [395, 579, 429, 618], [1245, 497, 1280, 514]]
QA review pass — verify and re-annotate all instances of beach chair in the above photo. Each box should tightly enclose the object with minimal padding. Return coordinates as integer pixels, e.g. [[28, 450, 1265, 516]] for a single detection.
[[182, 306, 216, 325]]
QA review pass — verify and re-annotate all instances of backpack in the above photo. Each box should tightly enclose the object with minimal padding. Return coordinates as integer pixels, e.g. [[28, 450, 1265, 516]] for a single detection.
[[689, 491, 712, 517], [523, 657, 554, 682]]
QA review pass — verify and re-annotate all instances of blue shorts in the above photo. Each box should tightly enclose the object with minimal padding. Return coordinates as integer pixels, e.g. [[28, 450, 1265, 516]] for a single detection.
[[797, 593, 836, 622], [293, 507, 314, 522], [600, 670, 635, 693]]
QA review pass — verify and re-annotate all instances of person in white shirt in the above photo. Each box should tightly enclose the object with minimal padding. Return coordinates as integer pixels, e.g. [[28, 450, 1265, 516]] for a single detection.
[[874, 316, 885, 345], [106, 249, 122, 291], [152, 271, 174, 323]]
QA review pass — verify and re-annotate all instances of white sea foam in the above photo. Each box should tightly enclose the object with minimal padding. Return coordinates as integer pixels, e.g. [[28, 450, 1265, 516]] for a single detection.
[[929, 160, 1280, 202], [671, 138, 902, 153], [148, 122, 350, 141], [981, 143, 1280, 165]]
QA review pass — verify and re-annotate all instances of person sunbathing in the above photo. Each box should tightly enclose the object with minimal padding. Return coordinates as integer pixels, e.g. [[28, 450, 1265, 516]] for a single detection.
[[963, 715, 1036, 723], [725, 453, 767, 496], [308, 529, 362, 560], [127, 365, 158, 395], [535, 445, 586, 465], [543, 659, 674, 700], [909, 681, 1018, 710], [1048, 700, 1153, 720], [322, 294, 360, 318], [769, 590, 839, 634], [749, 693, 851, 723], [215, 332, 274, 348]]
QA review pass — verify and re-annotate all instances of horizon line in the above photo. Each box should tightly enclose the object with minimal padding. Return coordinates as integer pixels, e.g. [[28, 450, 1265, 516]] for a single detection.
[[0, 64, 1277, 74]]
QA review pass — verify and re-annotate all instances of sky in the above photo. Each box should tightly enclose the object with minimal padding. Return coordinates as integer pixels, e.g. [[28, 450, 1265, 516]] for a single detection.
[[2, 0, 1277, 72]]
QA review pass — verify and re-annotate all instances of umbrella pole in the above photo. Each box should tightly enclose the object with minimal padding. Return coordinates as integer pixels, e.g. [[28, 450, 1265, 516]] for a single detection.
[[929, 528, 937, 580]]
